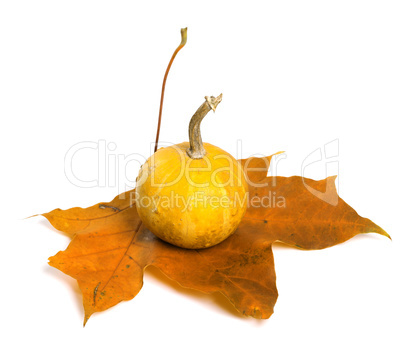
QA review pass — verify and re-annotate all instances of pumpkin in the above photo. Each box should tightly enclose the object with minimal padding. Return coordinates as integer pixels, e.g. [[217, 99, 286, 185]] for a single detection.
[[136, 94, 248, 249]]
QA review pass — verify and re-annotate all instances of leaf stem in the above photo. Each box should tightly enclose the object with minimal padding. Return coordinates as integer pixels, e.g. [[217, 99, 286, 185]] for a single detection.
[[154, 27, 187, 153]]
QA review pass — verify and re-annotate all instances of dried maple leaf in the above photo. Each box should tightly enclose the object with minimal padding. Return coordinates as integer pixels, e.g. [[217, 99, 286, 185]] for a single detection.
[[42, 154, 389, 325]]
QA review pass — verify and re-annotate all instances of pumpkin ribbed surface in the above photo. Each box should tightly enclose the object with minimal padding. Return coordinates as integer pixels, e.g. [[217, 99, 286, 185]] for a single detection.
[[136, 142, 248, 249]]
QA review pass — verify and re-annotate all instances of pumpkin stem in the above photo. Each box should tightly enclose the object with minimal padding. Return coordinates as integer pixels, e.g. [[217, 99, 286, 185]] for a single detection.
[[187, 94, 223, 159]]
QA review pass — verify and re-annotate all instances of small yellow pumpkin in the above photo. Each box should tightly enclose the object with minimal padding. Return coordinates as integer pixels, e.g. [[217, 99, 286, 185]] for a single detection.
[[136, 95, 248, 249]]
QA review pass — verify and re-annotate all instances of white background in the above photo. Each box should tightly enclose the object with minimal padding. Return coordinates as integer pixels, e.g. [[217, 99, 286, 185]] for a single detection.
[[1, 1, 401, 345]]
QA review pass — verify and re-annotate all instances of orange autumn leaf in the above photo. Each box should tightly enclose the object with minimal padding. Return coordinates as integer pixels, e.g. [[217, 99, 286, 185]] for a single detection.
[[42, 154, 390, 325]]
